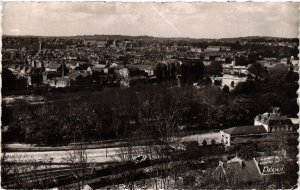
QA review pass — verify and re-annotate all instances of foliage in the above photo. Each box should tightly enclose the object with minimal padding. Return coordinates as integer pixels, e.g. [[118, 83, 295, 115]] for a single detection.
[[205, 61, 223, 77]]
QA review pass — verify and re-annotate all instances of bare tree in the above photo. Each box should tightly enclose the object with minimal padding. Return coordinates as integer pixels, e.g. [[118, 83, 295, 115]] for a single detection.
[[1, 152, 55, 189], [62, 144, 88, 190]]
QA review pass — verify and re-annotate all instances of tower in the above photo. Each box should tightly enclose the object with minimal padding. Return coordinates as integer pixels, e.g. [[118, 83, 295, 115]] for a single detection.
[[38, 41, 42, 52]]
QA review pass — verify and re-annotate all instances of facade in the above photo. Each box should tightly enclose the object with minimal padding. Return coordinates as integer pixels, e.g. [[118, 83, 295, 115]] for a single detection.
[[221, 109, 295, 147], [206, 46, 220, 52], [221, 125, 267, 146], [254, 112, 294, 133], [210, 74, 247, 90], [54, 77, 71, 88], [45, 63, 62, 72]]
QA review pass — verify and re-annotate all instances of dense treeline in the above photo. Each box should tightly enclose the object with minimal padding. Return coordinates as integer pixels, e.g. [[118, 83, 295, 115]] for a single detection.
[[3, 61, 298, 145], [2, 53, 298, 145]]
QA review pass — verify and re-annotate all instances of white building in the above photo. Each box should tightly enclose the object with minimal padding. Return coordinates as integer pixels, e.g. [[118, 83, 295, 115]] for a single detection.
[[210, 74, 247, 90]]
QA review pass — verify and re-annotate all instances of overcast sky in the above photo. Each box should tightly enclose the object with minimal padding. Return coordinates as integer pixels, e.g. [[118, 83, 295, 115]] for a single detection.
[[2, 2, 299, 38]]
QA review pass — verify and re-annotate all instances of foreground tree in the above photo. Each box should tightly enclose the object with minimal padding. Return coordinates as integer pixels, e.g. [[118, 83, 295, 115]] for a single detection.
[[62, 144, 88, 189]]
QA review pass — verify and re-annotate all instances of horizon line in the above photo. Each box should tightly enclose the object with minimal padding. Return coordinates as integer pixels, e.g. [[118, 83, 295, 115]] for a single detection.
[[2, 34, 297, 40]]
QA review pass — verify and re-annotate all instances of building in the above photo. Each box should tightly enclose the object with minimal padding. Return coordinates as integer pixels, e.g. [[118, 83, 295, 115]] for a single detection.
[[67, 70, 91, 86], [220, 125, 267, 146], [45, 63, 62, 73], [50, 77, 71, 88], [205, 46, 220, 52], [221, 108, 296, 147], [254, 110, 294, 133], [213, 156, 262, 185], [210, 74, 247, 90]]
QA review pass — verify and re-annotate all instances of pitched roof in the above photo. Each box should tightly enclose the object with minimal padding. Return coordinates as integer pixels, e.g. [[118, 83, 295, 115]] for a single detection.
[[232, 137, 252, 144], [226, 158, 262, 183], [228, 156, 243, 165], [268, 114, 290, 121], [94, 64, 106, 69], [67, 71, 81, 80], [223, 125, 267, 136], [46, 63, 61, 69], [55, 77, 71, 82], [67, 71, 88, 80]]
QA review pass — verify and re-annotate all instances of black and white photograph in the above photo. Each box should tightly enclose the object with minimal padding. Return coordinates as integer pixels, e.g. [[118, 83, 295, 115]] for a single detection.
[[1, 2, 299, 189]]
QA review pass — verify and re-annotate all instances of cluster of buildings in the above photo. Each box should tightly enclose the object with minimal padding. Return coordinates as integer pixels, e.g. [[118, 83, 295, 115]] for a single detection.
[[220, 108, 297, 147], [2, 37, 299, 90]]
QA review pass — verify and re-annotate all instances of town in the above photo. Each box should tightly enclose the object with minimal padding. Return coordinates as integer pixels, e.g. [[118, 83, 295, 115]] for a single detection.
[[2, 36, 299, 92], [1, 34, 299, 189]]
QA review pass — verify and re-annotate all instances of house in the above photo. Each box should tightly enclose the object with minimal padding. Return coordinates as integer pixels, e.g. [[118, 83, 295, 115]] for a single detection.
[[43, 71, 58, 84], [117, 68, 129, 78], [87, 66, 105, 75], [83, 39, 97, 46], [96, 40, 107, 48], [205, 46, 220, 52], [220, 125, 267, 146], [67, 70, 91, 86], [222, 64, 248, 75], [45, 63, 61, 72], [213, 156, 262, 185], [203, 60, 212, 66], [254, 109, 294, 133], [52, 77, 71, 88], [220, 46, 231, 52], [210, 74, 247, 90], [126, 64, 155, 77], [190, 47, 202, 53]]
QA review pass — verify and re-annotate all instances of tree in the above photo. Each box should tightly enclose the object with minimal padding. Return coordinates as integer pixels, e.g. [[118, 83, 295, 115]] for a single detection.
[[211, 139, 216, 145], [155, 63, 163, 83], [231, 81, 235, 88], [205, 62, 223, 77], [1, 151, 55, 189], [226, 96, 258, 126], [114, 142, 138, 190], [223, 85, 230, 93], [238, 144, 256, 160], [247, 62, 268, 79], [62, 144, 88, 190], [2, 68, 27, 94]]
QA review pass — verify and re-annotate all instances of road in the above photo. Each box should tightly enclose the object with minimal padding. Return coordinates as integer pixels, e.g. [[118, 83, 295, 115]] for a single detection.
[[3, 132, 222, 164], [3, 145, 160, 164]]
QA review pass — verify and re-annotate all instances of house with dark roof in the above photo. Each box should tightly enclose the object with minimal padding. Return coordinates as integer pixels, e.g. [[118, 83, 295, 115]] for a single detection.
[[254, 111, 294, 133], [67, 70, 91, 86], [126, 64, 155, 77], [213, 156, 262, 185], [221, 125, 267, 146]]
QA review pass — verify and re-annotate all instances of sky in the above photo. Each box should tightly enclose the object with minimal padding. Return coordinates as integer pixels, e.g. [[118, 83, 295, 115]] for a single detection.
[[2, 2, 299, 38]]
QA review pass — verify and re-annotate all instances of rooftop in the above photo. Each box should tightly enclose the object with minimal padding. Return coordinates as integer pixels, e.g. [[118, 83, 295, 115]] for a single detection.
[[46, 63, 61, 69], [227, 157, 262, 183], [223, 125, 267, 136]]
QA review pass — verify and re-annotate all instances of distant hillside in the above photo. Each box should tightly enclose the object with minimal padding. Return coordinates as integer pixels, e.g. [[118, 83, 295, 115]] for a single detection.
[[2, 34, 298, 43]]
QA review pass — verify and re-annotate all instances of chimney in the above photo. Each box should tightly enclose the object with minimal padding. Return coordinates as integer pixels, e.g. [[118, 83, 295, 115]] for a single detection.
[[62, 61, 65, 77]]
